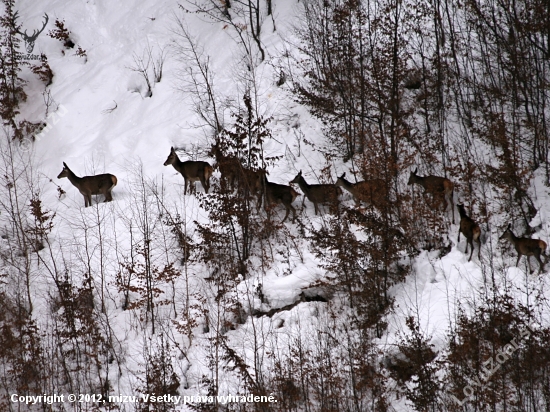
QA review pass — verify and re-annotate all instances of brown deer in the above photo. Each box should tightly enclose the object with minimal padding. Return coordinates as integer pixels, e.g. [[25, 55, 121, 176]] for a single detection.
[[407, 168, 455, 223], [244, 168, 265, 207], [335, 172, 387, 208], [209, 143, 264, 204], [290, 170, 341, 215], [163, 147, 213, 194], [499, 224, 547, 274], [261, 174, 298, 222], [57, 162, 117, 207], [457, 204, 481, 261], [209, 142, 239, 190]]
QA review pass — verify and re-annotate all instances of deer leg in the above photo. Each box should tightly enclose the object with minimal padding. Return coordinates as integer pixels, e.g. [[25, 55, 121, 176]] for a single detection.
[[183, 178, 188, 195], [256, 193, 262, 210], [468, 239, 474, 261], [535, 251, 544, 273], [282, 206, 290, 223], [291, 205, 297, 222], [331, 198, 339, 215], [439, 194, 448, 220], [257, 190, 263, 210], [457, 229, 461, 243], [442, 195, 449, 219], [477, 238, 481, 260], [82, 192, 92, 207], [104, 190, 113, 202], [448, 190, 455, 224], [528, 256, 533, 274], [451, 201, 456, 224], [451, 199, 455, 224], [516, 255, 522, 268], [464, 238, 468, 255]]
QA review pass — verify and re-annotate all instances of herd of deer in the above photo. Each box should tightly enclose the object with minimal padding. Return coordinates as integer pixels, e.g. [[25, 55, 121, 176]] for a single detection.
[[56, 147, 548, 274]]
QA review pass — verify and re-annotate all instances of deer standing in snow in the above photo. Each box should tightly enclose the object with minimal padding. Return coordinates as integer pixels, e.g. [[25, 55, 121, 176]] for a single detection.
[[457, 204, 481, 261], [209, 142, 264, 205], [290, 171, 341, 215], [163, 147, 213, 194], [335, 172, 388, 209], [261, 173, 298, 223], [407, 168, 455, 223], [499, 224, 547, 274], [209, 142, 239, 190], [57, 162, 117, 207]]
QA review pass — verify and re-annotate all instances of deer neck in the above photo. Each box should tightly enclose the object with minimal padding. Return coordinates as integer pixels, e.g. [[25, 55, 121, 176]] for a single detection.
[[214, 146, 233, 165], [213, 147, 222, 162], [172, 155, 184, 170], [414, 175, 427, 188], [340, 177, 353, 190], [297, 176, 310, 193], [65, 168, 82, 186]]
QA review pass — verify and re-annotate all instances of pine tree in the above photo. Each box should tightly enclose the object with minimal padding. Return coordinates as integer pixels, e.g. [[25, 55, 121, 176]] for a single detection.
[[0, 0, 27, 133]]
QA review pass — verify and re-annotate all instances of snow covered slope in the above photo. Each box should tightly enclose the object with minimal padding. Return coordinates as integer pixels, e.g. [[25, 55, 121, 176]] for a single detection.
[[3, 0, 550, 410]]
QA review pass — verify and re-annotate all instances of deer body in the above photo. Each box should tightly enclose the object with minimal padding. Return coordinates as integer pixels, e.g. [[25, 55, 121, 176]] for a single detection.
[[336, 172, 387, 208], [290, 171, 341, 215], [499, 224, 547, 273], [457, 204, 481, 261], [209, 143, 263, 204], [244, 169, 265, 207], [57, 162, 117, 207], [164, 147, 213, 194], [408, 168, 455, 223], [262, 175, 298, 222], [210, 143, 239, 190]]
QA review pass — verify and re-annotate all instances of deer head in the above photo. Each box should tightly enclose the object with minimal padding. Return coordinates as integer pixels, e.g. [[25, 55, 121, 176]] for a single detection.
[[14, 12, 49, 54], [163, 147, 178, 166], [57, 162, 71, 179]]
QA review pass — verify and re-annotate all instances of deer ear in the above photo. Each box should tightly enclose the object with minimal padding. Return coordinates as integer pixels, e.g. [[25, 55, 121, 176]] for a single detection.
[[508, 223, 512, 229], [63, 162, 67, 167], [413, 167, 417, 173], [341, 172, 346, 178]]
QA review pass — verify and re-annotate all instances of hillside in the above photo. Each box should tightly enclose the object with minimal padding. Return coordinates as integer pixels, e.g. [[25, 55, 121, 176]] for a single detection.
[[1, 0, 550, 411]]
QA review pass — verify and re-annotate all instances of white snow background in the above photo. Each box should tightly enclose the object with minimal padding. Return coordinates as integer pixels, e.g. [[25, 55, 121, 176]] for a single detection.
[[4, 0, 550, 410]]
